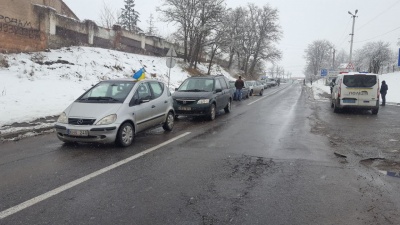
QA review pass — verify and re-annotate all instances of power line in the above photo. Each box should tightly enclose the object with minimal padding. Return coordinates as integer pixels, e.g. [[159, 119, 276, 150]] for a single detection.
[[356, 0, 400, 31], [336, 19, 352, 49], [354, 26, 400, 43]]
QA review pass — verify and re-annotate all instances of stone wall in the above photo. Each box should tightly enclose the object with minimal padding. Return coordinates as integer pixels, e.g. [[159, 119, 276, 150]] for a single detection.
[[0, 1, 183, 57]]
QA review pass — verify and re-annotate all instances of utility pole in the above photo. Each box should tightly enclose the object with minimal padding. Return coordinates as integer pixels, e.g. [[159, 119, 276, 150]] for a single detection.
[[348, 9, 358, 63]]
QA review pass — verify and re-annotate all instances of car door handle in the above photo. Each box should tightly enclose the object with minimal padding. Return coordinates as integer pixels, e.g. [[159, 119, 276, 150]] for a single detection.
[[164, 100, 168, 103], [152, 105, 156, 108]]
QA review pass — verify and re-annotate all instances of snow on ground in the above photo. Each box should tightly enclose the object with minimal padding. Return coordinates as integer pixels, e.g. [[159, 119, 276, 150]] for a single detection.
[[0, 46, 235, 130], [309, 73, 400, 105]]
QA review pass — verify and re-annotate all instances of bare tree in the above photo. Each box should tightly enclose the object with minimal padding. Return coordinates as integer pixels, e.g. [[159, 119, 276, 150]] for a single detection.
[[304, 40, 333, 80], [354, 41, 392, 73], [247, 4, 282, 76], [158, 0, 200, 62], [99, 1, 117, 29]]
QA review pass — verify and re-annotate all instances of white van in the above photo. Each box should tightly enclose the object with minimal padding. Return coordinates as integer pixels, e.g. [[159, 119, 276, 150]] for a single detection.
[[331, 72, 380, 114]]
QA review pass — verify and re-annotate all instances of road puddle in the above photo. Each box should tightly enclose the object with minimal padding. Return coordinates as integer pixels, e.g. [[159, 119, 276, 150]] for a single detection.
[[361, 158, 400, 179], [378, 170, 400, 178]]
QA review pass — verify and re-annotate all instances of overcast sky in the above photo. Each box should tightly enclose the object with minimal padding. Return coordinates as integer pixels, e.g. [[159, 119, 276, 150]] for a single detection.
[[63, 0, 400, 76]]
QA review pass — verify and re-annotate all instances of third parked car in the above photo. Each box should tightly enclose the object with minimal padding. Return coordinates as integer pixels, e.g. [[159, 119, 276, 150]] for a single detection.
[[229, 80, 250, 100], [246, 80, 264, 96]]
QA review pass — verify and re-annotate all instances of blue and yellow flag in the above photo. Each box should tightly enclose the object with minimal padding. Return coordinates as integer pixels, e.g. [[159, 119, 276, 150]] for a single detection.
[[132, 68, 146, 80]]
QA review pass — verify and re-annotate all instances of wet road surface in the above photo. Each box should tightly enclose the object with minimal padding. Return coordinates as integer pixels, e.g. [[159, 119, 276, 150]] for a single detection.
[[1, 83, 400, 224]]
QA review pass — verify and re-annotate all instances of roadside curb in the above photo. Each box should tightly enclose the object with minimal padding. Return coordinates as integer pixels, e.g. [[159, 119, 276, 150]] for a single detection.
[[0, 125, 55, 142]]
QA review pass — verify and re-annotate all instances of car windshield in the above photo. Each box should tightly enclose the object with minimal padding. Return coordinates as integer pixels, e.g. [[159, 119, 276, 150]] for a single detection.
[[343, 75, 376, 87], [77, 81, 136, 103], [178, 78, 214, 92]]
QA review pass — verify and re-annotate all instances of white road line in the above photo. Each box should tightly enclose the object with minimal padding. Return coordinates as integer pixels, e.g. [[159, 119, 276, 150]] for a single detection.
[[248, 85, 291, 105], [0, 132, 191, 220]]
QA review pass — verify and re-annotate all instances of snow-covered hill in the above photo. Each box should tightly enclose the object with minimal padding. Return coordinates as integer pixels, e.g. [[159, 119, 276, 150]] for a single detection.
[[0, 46, 235, 128]]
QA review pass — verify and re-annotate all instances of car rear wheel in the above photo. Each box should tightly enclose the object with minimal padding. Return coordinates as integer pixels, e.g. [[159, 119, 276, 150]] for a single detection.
[[209, 104, 216, 120], [163, 111, 174, 131], [116, 122, 134, 147], [224, 100, 232, 113], [371, 108, 379, 115], [250, 90, 253, 96], [259, 90, 263, 96]]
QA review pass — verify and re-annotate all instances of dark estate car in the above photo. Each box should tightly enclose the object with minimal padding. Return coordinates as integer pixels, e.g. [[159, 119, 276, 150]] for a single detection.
[[172, 75, 232, 120]]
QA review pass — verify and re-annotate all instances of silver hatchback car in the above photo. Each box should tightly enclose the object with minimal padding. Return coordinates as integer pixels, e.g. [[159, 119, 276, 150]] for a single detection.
[[55, 79, 175, 147]]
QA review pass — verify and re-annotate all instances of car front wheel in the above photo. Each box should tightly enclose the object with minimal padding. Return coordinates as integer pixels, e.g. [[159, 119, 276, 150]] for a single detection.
[[209, 104, 216, 120], [116, 122, 134, 147], [163, 111, 174, 131], [224, 100, 232, 113]]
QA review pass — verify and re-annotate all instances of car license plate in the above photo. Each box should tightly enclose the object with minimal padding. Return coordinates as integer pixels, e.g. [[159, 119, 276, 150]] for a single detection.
[[68, 129, 89, 136], [178, 106, 191, 111], [343, 99, 356, 103]]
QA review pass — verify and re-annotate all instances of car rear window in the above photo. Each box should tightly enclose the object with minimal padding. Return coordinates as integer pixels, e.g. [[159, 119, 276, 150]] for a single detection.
[[343, 75, 376, 87]]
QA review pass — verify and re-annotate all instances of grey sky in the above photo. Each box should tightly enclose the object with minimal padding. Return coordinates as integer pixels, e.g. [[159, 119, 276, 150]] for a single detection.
[[63, 0, 400, 76]]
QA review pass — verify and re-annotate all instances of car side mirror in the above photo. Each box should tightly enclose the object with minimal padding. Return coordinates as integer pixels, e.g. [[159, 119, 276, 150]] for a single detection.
[[175, 88, 178, 91]]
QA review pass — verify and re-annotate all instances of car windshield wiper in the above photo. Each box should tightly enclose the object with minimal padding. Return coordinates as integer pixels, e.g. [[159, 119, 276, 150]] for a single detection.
[[182, 89, 206, 92], [87, 96, 119, 101]]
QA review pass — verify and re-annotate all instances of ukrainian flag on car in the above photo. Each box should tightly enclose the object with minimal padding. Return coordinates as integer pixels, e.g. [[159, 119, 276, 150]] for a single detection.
[[132, 68, 146, 80]]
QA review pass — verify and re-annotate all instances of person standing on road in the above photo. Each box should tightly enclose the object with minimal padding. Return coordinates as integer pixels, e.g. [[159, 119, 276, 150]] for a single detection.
[[235, 76, 244, 101], [380, 80, 388, 106]]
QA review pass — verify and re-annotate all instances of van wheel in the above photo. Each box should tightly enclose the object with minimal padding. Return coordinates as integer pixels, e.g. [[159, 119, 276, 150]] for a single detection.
[[331, 101, 334, 108], [209, 104, 216, 120], [163, 111, 174, 131], [116, 122, 134, 147], [333, 102, 340, 113], [371, 108, 379, 115]]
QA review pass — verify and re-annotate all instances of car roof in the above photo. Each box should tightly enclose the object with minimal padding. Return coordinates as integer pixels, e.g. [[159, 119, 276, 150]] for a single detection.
[[186, 75, 222, 79], [338, 72, 378, 76]]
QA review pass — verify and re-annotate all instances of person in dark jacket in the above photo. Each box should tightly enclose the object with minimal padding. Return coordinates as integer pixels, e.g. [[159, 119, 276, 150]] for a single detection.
[[234, 76, 244, 101], [380, 80, 388, 106]]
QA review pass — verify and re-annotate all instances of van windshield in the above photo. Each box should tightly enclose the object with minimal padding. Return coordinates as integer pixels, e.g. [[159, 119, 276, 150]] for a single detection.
[[343, 75, 376, 88]]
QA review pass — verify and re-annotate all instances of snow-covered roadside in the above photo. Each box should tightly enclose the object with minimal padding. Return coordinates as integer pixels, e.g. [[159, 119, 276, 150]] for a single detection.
[[0, 46, 237, 139], [0, 46, 234, 127], [309, 73, 400, 105]]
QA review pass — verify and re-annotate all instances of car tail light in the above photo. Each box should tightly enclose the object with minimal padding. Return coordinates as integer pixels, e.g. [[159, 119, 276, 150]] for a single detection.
[[338, 82, 341, 98]]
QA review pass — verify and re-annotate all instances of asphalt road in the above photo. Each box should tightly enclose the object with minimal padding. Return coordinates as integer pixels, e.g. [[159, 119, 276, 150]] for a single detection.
[[1, 83, 400, 225]]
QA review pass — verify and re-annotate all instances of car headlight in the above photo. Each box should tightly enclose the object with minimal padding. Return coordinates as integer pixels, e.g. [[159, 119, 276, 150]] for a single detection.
[[197, 99, 210, 104], [57, 112, 68, 124], [96, 114, 117, 125]]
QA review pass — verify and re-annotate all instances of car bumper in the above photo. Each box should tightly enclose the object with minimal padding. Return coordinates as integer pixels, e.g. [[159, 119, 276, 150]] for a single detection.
[[173, 104, 211, 116], [55, 123, 118, 144], [337, 99, 379, 110]]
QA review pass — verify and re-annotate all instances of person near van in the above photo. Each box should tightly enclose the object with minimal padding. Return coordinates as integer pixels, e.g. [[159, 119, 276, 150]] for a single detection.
[[235, 76, 244, 101], [330, 78, 336, 94], [380, 80, 388, 106]]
